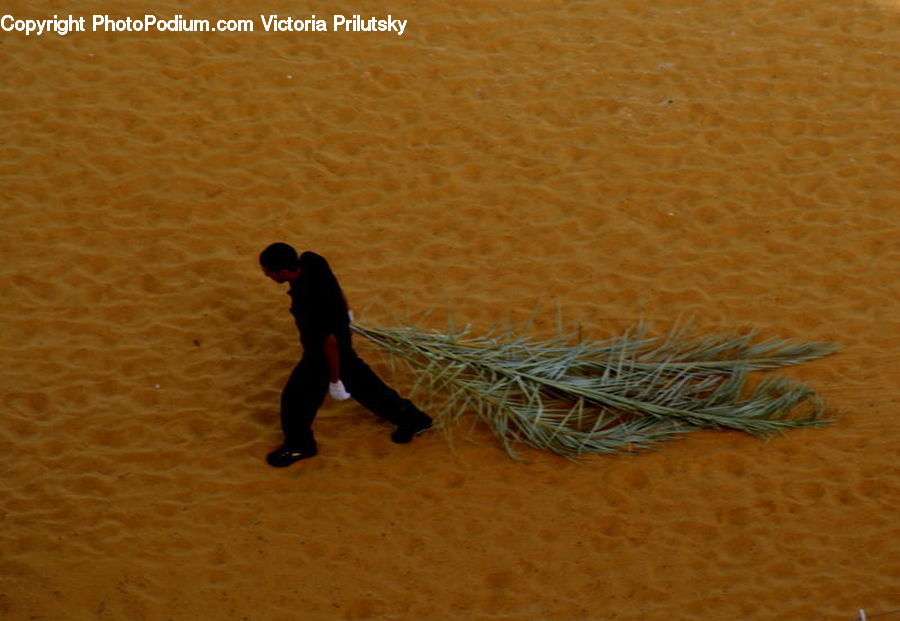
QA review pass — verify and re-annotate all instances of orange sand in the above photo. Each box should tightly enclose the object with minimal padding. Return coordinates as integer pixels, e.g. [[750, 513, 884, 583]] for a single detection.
[[2, 0, 899, 619]]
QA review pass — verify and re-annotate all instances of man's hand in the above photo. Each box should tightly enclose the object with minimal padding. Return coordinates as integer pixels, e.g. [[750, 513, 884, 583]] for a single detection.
[[329, 380, 351, 401]]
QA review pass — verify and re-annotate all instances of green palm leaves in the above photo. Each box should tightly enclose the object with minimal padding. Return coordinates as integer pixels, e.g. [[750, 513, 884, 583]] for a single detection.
[[352, 322, 838, 459]]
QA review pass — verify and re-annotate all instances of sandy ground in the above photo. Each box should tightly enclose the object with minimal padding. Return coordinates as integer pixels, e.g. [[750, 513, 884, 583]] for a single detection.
[[2, 0, 899, 619]]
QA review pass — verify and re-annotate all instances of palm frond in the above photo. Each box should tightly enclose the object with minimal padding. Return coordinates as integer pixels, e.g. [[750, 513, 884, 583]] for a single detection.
[[351, 321, 838, 459]]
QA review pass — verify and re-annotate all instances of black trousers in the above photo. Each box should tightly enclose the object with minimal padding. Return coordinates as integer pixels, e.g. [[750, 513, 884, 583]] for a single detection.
[[279, 349, 428, 450]]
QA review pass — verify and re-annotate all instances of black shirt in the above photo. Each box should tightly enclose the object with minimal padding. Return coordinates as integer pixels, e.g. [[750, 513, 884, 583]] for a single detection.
[[287, 251, 352, 355]]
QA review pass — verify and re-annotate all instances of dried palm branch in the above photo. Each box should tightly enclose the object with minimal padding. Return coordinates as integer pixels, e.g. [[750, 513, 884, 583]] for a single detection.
[[351, 321, 838, 459]]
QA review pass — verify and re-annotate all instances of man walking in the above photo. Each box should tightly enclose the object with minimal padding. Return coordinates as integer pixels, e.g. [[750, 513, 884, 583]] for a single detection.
[[259, 243, 432, 467]]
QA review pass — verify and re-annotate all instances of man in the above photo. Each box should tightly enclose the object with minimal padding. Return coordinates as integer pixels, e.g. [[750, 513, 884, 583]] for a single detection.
[[259, 243, 432, 467]]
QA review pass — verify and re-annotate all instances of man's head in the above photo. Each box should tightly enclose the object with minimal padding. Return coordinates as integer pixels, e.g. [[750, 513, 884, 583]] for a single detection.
[[260, 242, 301, 283]]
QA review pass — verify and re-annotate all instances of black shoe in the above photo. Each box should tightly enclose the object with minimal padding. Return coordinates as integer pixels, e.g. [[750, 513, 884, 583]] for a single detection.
[[391, 418, 432, 444], [266, 445, 317, 467]]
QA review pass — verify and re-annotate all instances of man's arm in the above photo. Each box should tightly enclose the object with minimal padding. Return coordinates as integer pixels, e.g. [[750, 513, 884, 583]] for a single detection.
[[323, 334, 340, 383], [324, 335, 352, 400]]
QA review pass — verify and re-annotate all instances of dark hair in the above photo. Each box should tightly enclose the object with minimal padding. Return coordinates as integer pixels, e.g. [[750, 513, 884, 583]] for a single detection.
[[259, 242, 299, 271]]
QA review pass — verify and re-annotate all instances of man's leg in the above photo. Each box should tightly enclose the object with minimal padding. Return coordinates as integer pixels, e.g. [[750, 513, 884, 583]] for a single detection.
[[269, 358, 328, 466], [341, 353, 432, 441]]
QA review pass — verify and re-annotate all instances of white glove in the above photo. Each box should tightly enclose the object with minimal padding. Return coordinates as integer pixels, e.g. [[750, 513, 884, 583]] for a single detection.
[[348, 309, 355, 322], [329, 380, 351, 401]]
